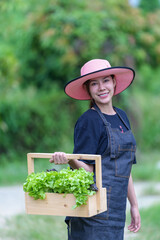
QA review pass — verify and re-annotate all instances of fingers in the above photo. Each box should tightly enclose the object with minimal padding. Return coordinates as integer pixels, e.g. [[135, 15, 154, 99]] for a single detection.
[[49, 152, 68, 165], [128, 217, 141, 233], [128, 224, 140, 233], [128, 223, 141, 233]]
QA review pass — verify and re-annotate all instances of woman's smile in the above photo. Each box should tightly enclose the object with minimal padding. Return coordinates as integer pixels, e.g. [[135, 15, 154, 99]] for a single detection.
[[98, 92, 109, 98]]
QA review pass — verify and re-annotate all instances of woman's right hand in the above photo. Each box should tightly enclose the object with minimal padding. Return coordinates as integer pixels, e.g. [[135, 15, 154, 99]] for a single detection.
[[49, 152, 69, 165]]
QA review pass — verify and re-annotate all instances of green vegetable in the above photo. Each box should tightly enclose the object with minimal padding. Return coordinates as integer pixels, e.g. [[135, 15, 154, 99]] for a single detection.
[[23, 167, 96, 208]]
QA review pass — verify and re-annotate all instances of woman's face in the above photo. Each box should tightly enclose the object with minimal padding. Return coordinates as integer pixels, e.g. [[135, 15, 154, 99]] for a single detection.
[[89, 75, 116, 106]]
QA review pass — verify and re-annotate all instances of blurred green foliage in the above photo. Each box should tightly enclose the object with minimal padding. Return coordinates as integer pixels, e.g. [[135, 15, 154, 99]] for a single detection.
[[0, 0, 160, 159], [132, 151, 160, 181], [0, 85, 86, 156], [139, 0, 160, 13], [1, 0, 160, 88]]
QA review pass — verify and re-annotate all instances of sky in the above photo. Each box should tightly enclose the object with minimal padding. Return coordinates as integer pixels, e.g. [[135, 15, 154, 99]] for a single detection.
[[129, 0, 140, 7]]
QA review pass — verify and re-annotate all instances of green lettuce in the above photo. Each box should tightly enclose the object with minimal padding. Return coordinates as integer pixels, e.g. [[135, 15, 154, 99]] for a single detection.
[[23, 167, 96, 208]]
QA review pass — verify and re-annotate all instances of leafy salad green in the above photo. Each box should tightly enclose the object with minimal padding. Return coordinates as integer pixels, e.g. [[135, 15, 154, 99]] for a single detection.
[[23, 167, 96, 208]]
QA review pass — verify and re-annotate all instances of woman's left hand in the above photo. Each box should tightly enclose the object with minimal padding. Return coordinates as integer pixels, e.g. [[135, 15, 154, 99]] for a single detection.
[[128, 205, 141, 233]]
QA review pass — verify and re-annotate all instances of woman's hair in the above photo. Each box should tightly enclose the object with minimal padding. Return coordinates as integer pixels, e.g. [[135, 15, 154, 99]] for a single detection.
[[83, 75, 115, 108], [83, 80, 95, 108]]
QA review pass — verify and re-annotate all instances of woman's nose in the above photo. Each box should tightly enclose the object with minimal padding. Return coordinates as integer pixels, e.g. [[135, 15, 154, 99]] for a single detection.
[[98, 82, 105, 90]]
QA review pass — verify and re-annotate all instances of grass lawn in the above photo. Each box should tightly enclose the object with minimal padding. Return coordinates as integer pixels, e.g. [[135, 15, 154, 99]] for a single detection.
[[0, 215, 67, 240], [0, 155, 66, 186], [126, 204, 160, 240], [1, 150, 160, 186], [1, 204, 160, 240], [131, 150, 160, 182]]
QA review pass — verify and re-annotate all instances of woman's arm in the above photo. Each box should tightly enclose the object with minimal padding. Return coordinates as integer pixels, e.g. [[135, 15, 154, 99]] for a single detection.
[[127, 174, 141, 232], [49, 152, 94, 172]]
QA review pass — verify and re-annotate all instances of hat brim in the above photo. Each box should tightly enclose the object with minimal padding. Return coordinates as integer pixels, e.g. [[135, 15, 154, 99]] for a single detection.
[[64, 67, 135, 100]]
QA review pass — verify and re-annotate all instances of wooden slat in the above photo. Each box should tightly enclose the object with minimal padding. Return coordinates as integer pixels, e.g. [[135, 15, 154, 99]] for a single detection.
[[26, 152, 107, 217], [25, 189, 106, 217], [25, 192, 97, 217]]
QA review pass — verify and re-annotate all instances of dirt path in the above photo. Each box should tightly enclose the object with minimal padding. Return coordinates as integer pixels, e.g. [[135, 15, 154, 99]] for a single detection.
[[1, 182, 160, 217], [0, 185, 25, 217], [127, 181, 160, 209]]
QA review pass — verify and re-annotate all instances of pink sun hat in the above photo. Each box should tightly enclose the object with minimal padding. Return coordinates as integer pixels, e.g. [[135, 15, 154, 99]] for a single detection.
[[64, 59, 135, 100]]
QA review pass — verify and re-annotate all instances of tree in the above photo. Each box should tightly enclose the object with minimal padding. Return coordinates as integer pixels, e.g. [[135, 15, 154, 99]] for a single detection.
[[1, 0, 160, 88], [139, 0, 160, 12]]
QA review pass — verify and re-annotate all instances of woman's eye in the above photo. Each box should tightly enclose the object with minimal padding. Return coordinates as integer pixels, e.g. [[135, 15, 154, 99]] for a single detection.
[[90, 82, 97, 86], [104, 78, 109, 82]]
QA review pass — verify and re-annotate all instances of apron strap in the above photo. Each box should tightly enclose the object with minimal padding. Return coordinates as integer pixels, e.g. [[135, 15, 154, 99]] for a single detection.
[[93, 103, 116, 159], [114, 107, 130, 130]]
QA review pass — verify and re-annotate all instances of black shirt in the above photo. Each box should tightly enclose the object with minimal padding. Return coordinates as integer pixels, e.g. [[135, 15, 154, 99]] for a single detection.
[[73, 108, 136, 164]]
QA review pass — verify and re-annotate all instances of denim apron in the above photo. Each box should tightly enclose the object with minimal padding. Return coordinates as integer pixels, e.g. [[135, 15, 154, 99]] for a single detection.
[[67, 104, 136, 240]]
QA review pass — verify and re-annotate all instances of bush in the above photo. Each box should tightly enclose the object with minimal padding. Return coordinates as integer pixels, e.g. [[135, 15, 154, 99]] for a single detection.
[[1, 0, 160, 89], [135, 93, 160, 150], [0, 85, 85, 159]]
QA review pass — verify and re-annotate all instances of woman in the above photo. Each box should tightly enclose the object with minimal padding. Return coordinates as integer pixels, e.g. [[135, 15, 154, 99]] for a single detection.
[[50, 59, 141, 240]]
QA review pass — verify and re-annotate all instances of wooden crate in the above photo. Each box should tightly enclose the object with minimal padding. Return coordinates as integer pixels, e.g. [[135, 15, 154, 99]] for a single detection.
[[25, 153, 107, 217]]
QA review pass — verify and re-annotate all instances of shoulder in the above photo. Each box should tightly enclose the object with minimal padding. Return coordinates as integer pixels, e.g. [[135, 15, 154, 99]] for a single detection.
[[75, 109, 101, 128], [114, 107, 131, 128], [79, 108, 100, 119]]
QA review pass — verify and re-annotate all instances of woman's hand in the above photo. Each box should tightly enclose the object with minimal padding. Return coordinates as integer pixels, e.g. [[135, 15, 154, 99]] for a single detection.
[[128, 205, 141, 233], [49, 152, 69, 165], [49, 152, 93, 172]]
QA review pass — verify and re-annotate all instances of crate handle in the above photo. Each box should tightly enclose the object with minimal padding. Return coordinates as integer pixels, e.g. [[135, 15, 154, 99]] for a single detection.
[[27, 153, 103, 212]]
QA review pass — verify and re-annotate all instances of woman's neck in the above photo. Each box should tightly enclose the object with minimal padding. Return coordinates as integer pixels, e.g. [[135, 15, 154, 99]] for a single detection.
[[93, 102, 116, 115]]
